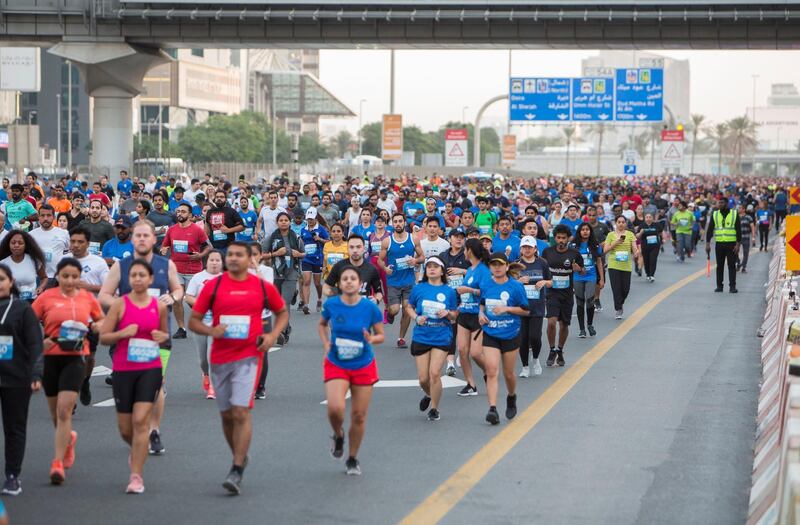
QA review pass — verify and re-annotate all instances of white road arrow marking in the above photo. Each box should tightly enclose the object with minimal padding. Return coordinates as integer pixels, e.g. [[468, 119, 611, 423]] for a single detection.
[[320, 376, 466, 405], [91, 365, 112, 377], [93, 398, 116, 408]]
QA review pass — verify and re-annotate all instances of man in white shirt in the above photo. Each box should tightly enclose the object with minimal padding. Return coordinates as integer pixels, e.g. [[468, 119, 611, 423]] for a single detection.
[[184, 178, 202, 204], [29, 203, 70, 278], [255, 190, 286, 241], [376, 189, 397, 216], [419, 217, 450, 259]]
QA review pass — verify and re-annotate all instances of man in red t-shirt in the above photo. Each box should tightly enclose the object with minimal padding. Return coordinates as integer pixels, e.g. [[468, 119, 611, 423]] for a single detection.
[[619, 187, 643, 210], [189, 241, 288, 495], [161, 203, 211, 339]]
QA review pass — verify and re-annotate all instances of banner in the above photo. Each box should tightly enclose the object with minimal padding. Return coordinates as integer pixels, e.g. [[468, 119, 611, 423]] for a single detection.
[[382, 114, 403, 160]]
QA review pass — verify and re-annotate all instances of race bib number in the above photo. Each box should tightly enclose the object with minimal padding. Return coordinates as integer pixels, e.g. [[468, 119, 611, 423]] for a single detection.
[[485, 298, 506, 316], [147, 288, 161, 298], [421, 300, 446, 319], [327, 253, 345, 267], [646, 235, 658, 245], [370, 241, 382, 253], [478, 225, 491, 235], [334, 337, 364, 361], [524, 285, 540, 300], [18, 286, 34, 301], [0, 336, 12, 360], [213, 230, 227, 241], [242, 228, 253, 237], [395, 256, 412, 271], [460, 292, 473, 304], [614, 251, 630, 262], [678, 218, 689, 227], [88, 242, 100, 255], [304, 244, 317, 256], [448, 275, 463, 289], [127, 338, 159, 363], [552, 275, 570, 289], [582, 253, 594, 266], [173, 240, 189, 253], [220, 315, 251, 340]]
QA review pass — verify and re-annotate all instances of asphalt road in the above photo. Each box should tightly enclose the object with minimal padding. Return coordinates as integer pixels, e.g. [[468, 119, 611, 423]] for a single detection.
[[5, 244, 766, 525]]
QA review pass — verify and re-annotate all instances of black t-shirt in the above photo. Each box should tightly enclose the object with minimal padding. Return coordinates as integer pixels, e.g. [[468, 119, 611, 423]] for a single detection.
[[518, 258, 552, 317], [206, 205, 244, 249], [541, 246, 583, 294], [639, 222, 663, 248], [325, 259, 382, 297], [439, 248, 469, 272]]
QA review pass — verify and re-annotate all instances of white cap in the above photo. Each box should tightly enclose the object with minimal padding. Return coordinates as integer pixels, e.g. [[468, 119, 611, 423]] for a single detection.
[[425, 256, 446, 269], [520, 235, 537, 248], [305, 207, 318, 220]]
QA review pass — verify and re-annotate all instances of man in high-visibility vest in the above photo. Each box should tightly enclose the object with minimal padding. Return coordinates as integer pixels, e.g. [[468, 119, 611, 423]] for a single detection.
[[705, 195, 741, 293]]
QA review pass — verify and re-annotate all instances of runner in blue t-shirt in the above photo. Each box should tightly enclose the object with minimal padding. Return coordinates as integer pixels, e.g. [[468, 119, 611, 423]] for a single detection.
[[478, 252, 529, 425], [299, 208, 330, 314], [573, 223, 604, 339], [320, 266, 384, 476], [516, 236, 552, 378], [406, 257, 458, 421], [236, 196, 258, 242]]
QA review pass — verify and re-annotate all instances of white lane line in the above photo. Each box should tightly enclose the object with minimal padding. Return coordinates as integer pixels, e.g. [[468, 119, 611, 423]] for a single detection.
[[91, 365, 112, 377], [320, 377, 466, 405], [93, 398, 115, 407]]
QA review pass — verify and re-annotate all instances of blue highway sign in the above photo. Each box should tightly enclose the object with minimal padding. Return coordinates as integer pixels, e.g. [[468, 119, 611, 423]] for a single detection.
[[615, 68, 664, 122], [509, 77, 571, 122], [571, 77, 614, 122]]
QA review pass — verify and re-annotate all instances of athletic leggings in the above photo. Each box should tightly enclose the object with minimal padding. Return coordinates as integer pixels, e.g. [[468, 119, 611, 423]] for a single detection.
[[642, 246, 660, 277], [759, 223, 770, 249], [194, 333, 211, 375], [608, 269, 632, 311], [519, 316, 544, 367], [573, 280, 596, 331], [274, 277, 297, 334], [1, 387, 32, 477]]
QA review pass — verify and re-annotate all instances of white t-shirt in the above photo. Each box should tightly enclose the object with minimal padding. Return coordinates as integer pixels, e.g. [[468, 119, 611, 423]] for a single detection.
[[0, 254, 38, 300], [29, 226, 70, 278], [74, 253, 109, 286], [419, 237, 450, 259], [622, 209, 636, 222], [259, 206, 287, 240], [186, 269, 222, 326], [377, 197, 397, 215]]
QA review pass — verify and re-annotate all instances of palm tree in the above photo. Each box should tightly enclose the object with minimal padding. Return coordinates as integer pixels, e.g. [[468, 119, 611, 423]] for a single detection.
[[643, 123, 662, 175], [705, 122, 729, 175], [562, 126, 576, 176], [586, 123, 612, 176], [689, 114, 706, 174], [725, 116, 758, 174]]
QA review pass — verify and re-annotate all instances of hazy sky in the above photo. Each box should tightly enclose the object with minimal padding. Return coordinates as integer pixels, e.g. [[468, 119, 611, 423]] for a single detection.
[[318, 49, 800, 135]]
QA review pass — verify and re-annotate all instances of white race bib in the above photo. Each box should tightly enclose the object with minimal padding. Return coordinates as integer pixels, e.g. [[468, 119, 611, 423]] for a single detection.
[[395, 256, 412, 271], [334, 337, 364, 361], [304, 244, 317, 255], [327, 253, 345, 267], [552, 275, 570, 289], [88, 242, 100, 255], [678, 218, 689, 227], [646, 235, 658, 245], [147, 288, 161, 298], [370, 241, 382, 253], [173, 240, 189, 253], [524, 285, 540, 300], [127, 338, 159, 363], [485, 298, 506, 316], [614, 251, 630, 262], [220, 315, 251, 340], [421, 300, 446, 319], [213, 230, 227, 241], [448, 275, 463, 289], [242, 227, 253, 237], [0, 335, 12, 360]]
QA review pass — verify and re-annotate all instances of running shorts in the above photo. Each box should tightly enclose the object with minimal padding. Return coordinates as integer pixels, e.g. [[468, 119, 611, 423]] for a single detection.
[[410, 341, 452, 356], [210, 356, 260, 412], [87, 331, 99, 355], [546, 292, 574, 325], [112, 368, 163, 413], [178, 272, 195, 288], [323, 358, 379, 386], [43, 355, 85, 397], [482, 333, 521, 353], [387, 285, 413, 306], [301, 262, 323, 274], [456, 312, 481, 332]]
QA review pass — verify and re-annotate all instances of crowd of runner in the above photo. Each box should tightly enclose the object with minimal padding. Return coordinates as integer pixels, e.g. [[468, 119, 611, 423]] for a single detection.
[[0, 168, 794, 501]]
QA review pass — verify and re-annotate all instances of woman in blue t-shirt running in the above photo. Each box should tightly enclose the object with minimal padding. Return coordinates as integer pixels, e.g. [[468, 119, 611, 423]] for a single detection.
[[319, 266, 384, 476]]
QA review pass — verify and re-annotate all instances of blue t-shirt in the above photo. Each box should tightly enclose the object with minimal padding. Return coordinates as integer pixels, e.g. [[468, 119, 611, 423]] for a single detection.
[[492, 234, 521, 261], [117, 179, 133, 195], [775, 192, 787, 211], [517, 258, 551, 317], [574, 241, 600, 282], [409, 282, 458, 346], [412, 213, 446, 230], [480, 277, 529, 339], [536, 238, 551, 255], [458, 263, 492, 314], [756, 209, 771, 225], [403, 201, 425, 220], [322, 296, 383, 370], [351, 223, 376, 241], [559, 217, 583, 237], [236, 210, 258, 241], [168, 197, 192, 213], [101, 238, 134, 262], [300, 225, 329, 266]]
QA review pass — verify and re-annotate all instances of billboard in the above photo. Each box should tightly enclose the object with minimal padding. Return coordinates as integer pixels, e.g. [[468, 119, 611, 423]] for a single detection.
[[444, 128, 468, 167], [171, 61, 240, 114], [382, 114, 403, 161], [502, 135, 516, 165], [0, 48, 40, 92]]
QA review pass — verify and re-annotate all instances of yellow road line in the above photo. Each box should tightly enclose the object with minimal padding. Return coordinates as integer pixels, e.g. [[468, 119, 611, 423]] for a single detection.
[[399, 263, 714, 525]]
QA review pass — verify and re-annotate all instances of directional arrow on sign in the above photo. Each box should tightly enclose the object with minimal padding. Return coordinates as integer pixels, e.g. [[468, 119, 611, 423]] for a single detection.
[[789, 229, 800, 256], [599, 113, 609, 120], [792, 187, 800, 204], [320, 376, 467, 405], [636, 113, 648, 120], [524, 113, 535, 120], [557, 113, 568, 120]]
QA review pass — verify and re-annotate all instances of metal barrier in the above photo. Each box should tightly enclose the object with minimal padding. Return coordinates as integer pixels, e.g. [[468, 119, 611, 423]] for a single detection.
[[748, 228, 800, 525]]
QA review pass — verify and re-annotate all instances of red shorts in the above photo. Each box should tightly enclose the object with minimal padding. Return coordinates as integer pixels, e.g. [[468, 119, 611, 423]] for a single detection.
[[323, 358, 379, 386]]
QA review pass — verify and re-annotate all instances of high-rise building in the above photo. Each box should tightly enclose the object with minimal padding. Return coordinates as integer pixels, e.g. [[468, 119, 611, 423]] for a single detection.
[[748, 83, 800, 151]]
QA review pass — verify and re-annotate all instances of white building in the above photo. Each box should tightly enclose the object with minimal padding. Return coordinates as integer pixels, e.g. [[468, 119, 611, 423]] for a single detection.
[[748, 83, 800, 151]]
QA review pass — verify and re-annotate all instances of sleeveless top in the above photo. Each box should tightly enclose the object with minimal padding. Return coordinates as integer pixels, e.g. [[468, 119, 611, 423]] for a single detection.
[[112, 296, 161, 372], [386, 233, 416, 287]]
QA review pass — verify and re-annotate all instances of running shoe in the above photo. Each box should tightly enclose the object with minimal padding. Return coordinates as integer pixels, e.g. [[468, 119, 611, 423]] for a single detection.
[[427, 408, 441, 421], [485, 406, 500, 426], [330, 434, 345, 459], [223, 469, 243, 494], [345, 457, 361, 476], [742, 268, 747, 274], [49, 459, 65, 485], [730, 287, 739, 294], [419, 395, 431, 412], [79, 378, 91, 406], [532, 359, 543, 376], [126, 474, 145, 494], [578, 330, 587, 338], [714, 287, 723, 293], [595, 300, 603, 312], [588, 326, 597, 337], [396, 338, 407, 349], [173, 327, 187, 339], [302, 305, 310, 315], [202, 374, 210, 393], [615, 310, 623, 320], [546, 349, 557, 367], [386, 311, 395, 324], [277, 333, 287, 345], [316, 301, 322, 313], [63, 431, 77, 469], [2, 475, 21, 496], [556, 351, 565, 367], [148, 430, 165, 455], [291, 290, 298, 306], [519, 366, 530, 378], [505, 394, 517, 420], [445, 364, 456, 377], [457, 385, 477, 396], [255, 386, 266, 400], [206, 383, 216, 400]]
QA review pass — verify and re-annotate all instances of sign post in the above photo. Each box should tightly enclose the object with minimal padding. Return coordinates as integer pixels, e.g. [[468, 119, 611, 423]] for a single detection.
[[381, 114, 403, 161], [444, 128, 468, 167], [661, 129, 685, 172]]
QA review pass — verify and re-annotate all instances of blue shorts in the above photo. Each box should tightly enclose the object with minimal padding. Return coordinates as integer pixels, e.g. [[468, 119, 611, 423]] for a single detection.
[[301, 261, 322, 274]]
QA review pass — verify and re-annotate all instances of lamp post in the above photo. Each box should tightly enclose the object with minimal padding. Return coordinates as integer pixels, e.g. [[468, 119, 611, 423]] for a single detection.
[[462, 106, 469, 125], [358, 98, 366, 156], [56, 94, 61, 167]]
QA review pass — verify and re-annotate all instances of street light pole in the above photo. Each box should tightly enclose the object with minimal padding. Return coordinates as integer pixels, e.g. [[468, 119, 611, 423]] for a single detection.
[[462, 106, 468, 124], [358, 98, 366, 156], [157, 78, 163, 160], [66, 60, 72, 169], [752, 74, 759, 174], [56, 93, 61, 167]]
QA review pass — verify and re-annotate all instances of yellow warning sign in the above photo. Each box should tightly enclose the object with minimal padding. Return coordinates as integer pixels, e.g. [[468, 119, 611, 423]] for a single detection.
[[786, 216, 800, 271], [789, 187, 800, 205]]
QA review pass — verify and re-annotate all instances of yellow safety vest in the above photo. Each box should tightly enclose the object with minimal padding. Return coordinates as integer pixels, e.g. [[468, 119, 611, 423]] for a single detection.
[[713, 209, 738, 243]]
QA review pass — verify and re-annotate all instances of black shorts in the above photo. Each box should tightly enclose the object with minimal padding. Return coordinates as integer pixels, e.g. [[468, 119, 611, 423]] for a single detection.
[[482, 333, 521, 353], [449, 324, 457, 355], [87, 331, 99, 355], [301, 261, 322, 274], [112, 368, 163, 414], [546, 293, 574, 325], [410, 341, 453, 356], [456, 312, 481, 332], [43, 355, 86, 397]]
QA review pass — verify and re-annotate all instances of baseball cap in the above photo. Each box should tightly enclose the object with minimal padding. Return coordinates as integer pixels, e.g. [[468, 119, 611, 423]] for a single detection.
[[520, 235, 537, 248], [465, 227, 480, 236], [115, 216, 132, 228], [425, 256, 446, 269], [479, 233, 493, 242], [489, 252, 509, 265], [448, 227, 465, 237], [305, 207, 318, 220]]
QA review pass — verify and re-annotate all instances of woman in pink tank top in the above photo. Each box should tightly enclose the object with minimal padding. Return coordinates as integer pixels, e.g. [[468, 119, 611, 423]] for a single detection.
[[99, 259, 168, 494]]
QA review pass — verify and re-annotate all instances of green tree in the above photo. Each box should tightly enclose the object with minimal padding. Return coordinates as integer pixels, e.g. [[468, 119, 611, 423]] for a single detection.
[[705, 122, 729, 175], [359, 122, 382, 157], [133, 135, 181, 160], [562, 126, 576, 176], [688, 114, 706, 174], [725, 115, 758, 174], [178, 112, 269, 163], [329, 130, 354, 158], [298, 132, 329, 164]]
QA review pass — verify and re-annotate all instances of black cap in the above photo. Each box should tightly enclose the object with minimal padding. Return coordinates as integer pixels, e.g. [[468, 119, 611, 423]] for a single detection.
[[465, 226, 480, 236], [488, 252, 509, 264], [447, 227, 466, 237]]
